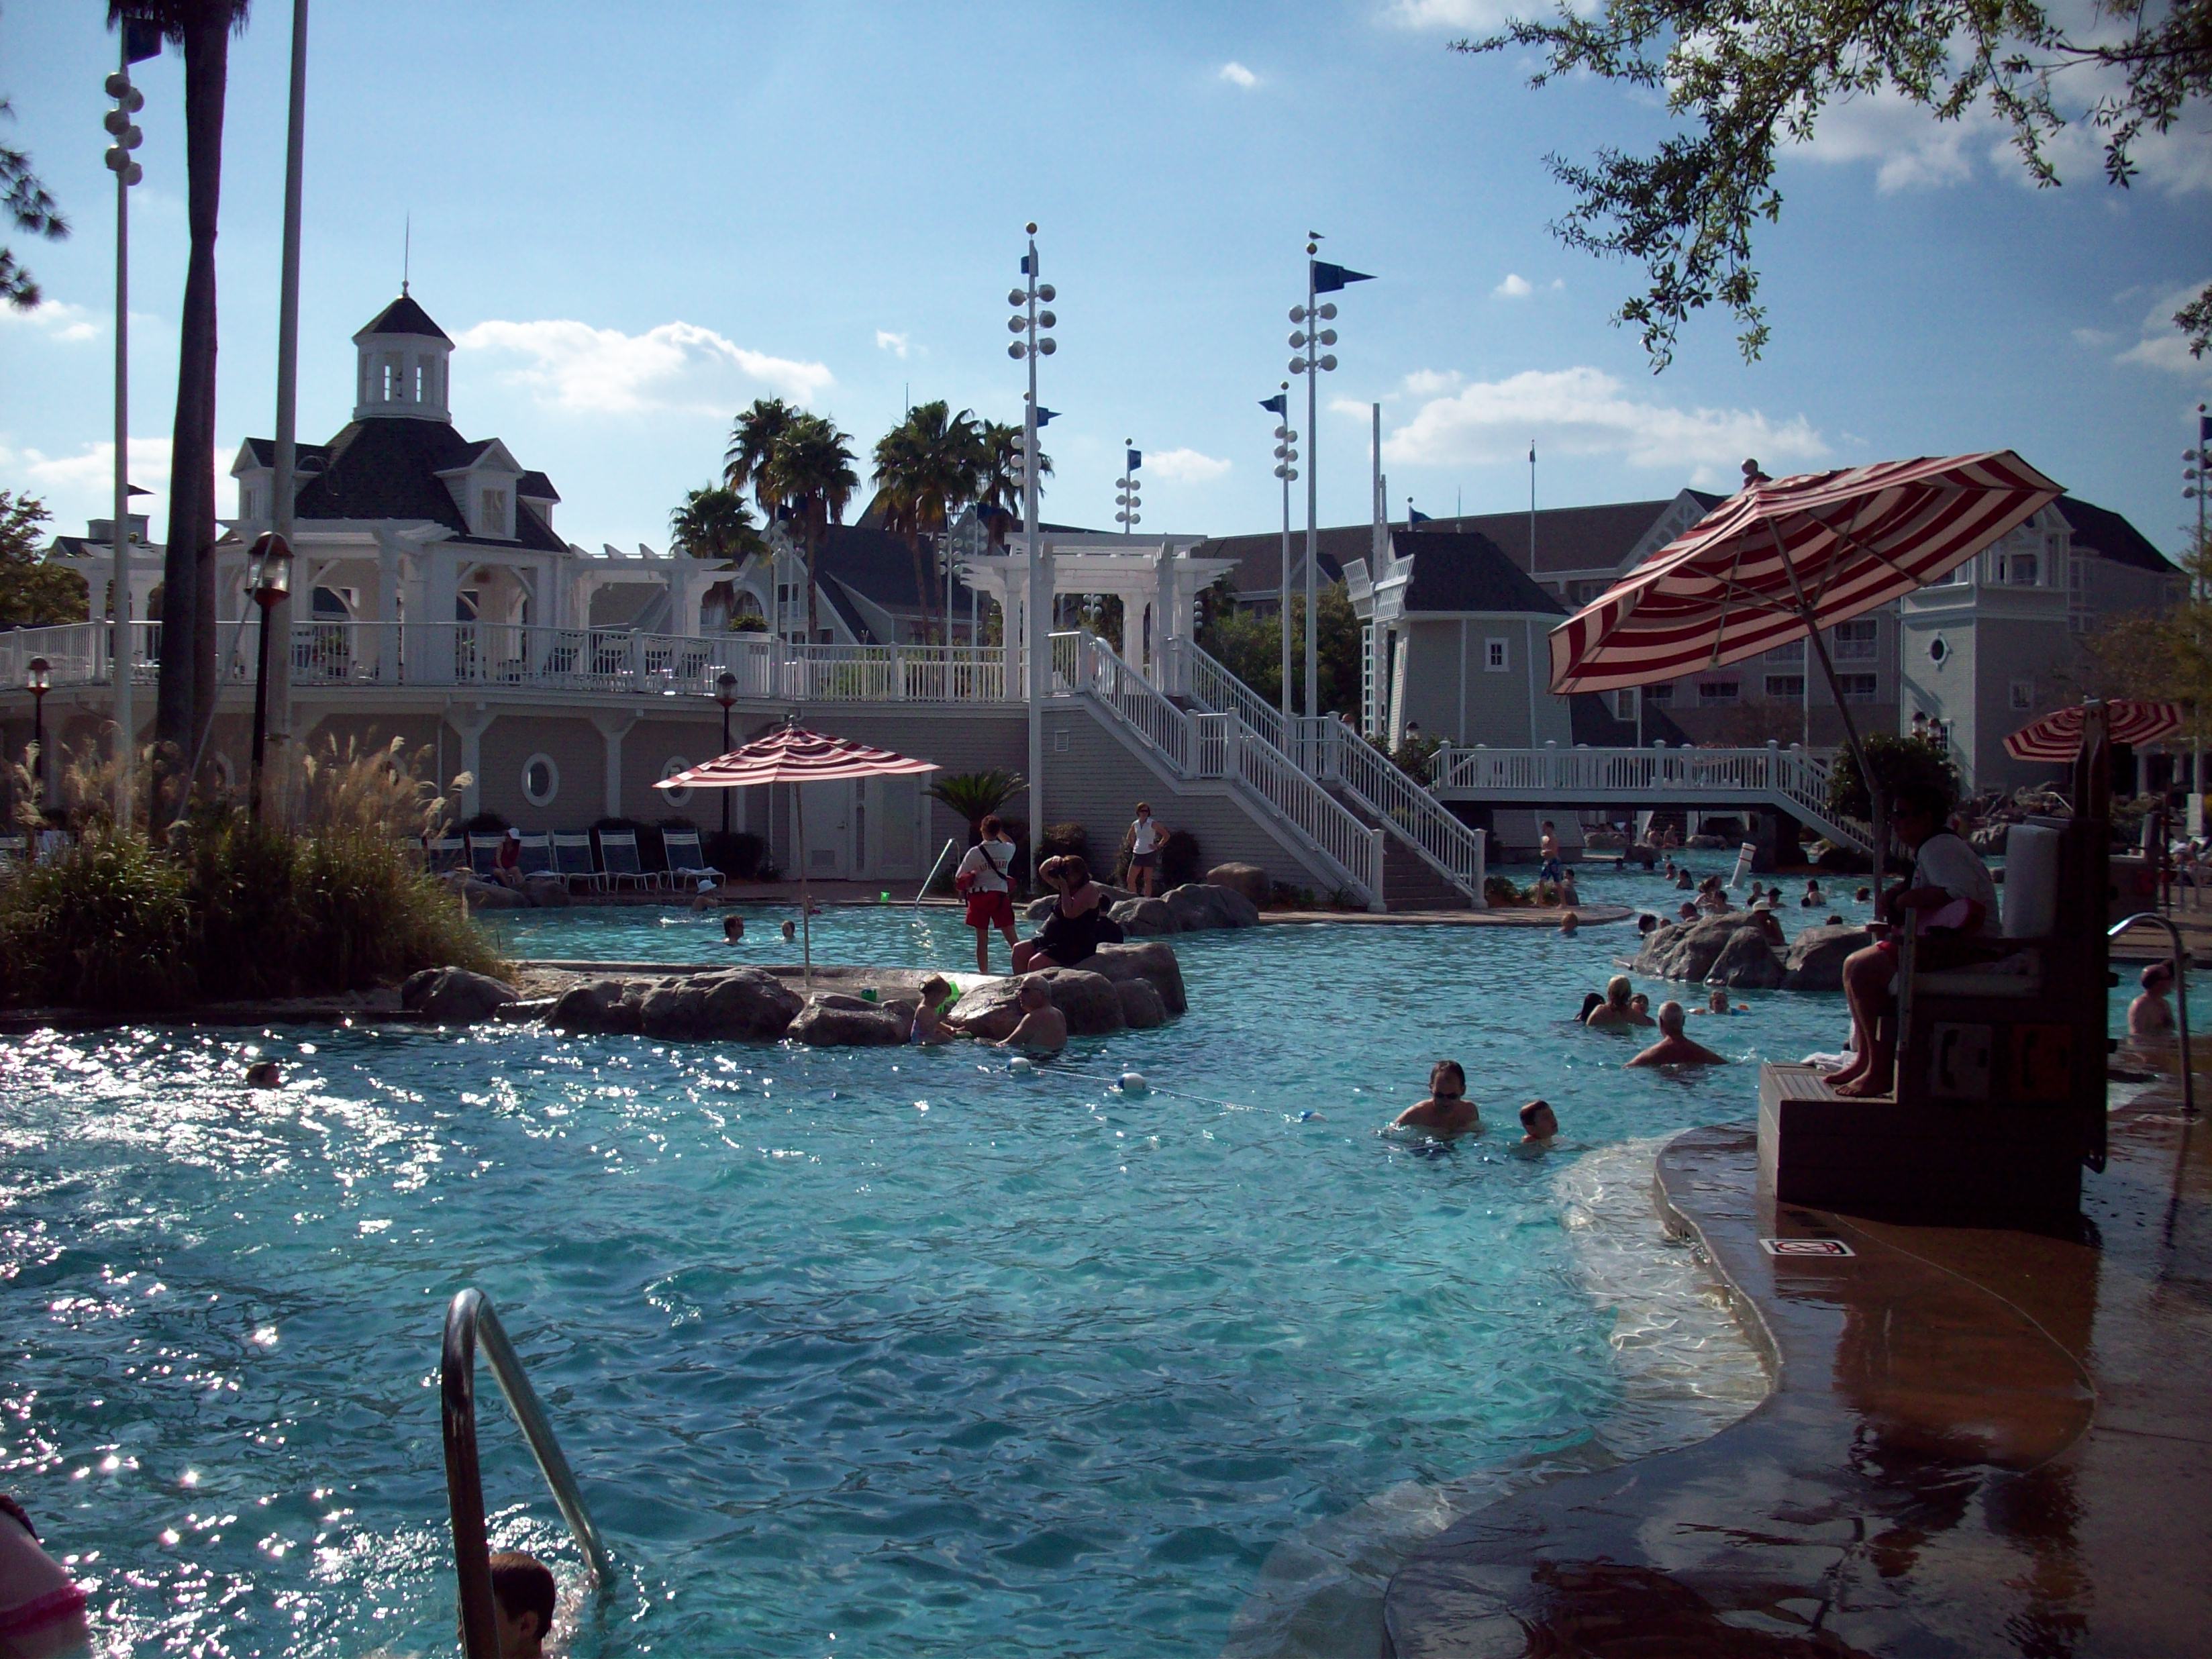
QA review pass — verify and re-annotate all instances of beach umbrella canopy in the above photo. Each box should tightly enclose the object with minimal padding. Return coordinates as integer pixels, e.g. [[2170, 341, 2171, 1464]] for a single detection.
[[2005, 699, 2181, 763], [1548, 452, 2063, 864], [655, 720, 939, 980]]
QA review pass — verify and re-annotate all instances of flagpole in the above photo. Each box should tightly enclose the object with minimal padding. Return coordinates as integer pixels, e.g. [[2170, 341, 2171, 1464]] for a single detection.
[[1303, 250, 1319, 725]]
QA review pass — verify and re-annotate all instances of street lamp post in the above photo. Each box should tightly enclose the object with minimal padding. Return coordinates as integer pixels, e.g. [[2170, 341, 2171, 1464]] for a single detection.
[[1288, 242, 1372, 736], [715, 671, 738, 836], [1115, 442, 1142, 537], [246, 532, 293, 821], [262, 0, 313, 827], [1007, 224, 1057, 879], [26, 656, 50, 809], [1261, 386, 1297, 723], [2186, 403, 2209, 820], [103, 30, 153, 823]]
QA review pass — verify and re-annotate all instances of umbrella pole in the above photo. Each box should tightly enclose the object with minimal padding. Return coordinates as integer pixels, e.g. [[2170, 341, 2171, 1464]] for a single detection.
[[1765, 521, 1887, 877], [795, 785, 811, 990]]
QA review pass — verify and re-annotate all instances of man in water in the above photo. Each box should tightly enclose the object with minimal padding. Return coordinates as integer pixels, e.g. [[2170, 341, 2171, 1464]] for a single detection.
[[2130, 960, 2178, 1036], [1629, 1001, 1727, 1067], [994, 978, 1067, 1055], [1517, 1099, 1558, 1149], [1393, 1060, 1480, 1135]]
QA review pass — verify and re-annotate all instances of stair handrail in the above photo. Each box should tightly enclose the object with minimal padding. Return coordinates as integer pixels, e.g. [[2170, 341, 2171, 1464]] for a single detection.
[[1170, 638, 1289, 754], [442, 1287, 611, 1659], [1319, 715, 1488, 899], [1062, 632, 1381, 907]]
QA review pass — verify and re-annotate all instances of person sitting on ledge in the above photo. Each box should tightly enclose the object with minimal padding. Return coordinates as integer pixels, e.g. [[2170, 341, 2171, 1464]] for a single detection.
[[994, 977, 1067, 1055], [2130, 960, 2178, 1037], [245, 1060, 282, 1089], [1748, 900, 1787, 948], [1827, 783, 1999, 1099], [1393, 1060, 1480, 1136], [1013, 855, 1125, 972], [1557, 869, 1581, 908], [1697, 985, 1747, 1015], [1585, 975, 1652, 1030], [1628, 1000, 1727, 1067], [1517, 1099, 1558, 1149], [723, 914, 746, 943], [492, 827, 525, 891], [906, 976, 958, 1045], [490, 1550, 557, 1659]]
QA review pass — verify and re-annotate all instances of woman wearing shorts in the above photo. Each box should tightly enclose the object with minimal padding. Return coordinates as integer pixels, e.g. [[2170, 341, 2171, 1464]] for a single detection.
[[1124, 802, 1165, 897], [955, 815, 1020, 973]]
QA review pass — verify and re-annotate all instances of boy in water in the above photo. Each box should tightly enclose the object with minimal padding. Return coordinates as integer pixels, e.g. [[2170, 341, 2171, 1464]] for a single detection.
[[2130, 960, 2178, 1036], [490, 1550, 557, 1659], [1517, 1099, 1558, 1149], [1696, 986, 1747, 1015], [1393, 1060, 1480, 1136], [994, 978, 1067, 1055], [722, 915, 746, 943]]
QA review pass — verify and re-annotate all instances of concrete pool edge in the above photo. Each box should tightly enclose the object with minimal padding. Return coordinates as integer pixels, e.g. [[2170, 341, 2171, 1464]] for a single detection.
[[1378, 1104, 2212, 1657]]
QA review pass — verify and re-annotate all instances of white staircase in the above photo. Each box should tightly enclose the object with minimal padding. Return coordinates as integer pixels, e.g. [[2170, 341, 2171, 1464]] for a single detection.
[[1166, 639, 1489, 907]]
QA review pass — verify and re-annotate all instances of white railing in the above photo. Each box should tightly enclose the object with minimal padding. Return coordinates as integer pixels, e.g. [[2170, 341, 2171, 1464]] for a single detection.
[[3, 620, 1013, 704], [1054, 632, 1383, 908], [1429, 741, 1871, 852], [1168, 640, 1486, 904]]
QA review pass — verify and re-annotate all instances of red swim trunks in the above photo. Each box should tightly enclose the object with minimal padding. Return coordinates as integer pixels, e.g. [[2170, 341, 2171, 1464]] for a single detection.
[[965, 890, 1015, 929]]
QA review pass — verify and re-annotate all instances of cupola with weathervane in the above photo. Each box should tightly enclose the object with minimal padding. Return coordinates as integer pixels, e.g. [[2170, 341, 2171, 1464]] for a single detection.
[[352, 288, 453, 422]]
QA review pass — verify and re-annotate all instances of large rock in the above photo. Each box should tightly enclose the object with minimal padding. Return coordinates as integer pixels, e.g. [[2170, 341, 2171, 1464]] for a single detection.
[[1162, 881, 1260, 932], [949, 968, 1127, 1040], [554, 968, 800, 1042], [1632, 913, 1778, 983], [523, 872, 572, 908], [1206, 863, 1270, 907], [401, 966, 520, 1023], [1706, 928, 1785, 989], [1782, 924, 1873, 993], [1115, 977, 1168, 1029], [448, 874, 526, 911], [1109, 897, 1178, 936], [787, 995, 906, 1046], [550, 976, 642, 1035], [1089, 940, 1187, 1016], [1024, 884, 1135, 921]]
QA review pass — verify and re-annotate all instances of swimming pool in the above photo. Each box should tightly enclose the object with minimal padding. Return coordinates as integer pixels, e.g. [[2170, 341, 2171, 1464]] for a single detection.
[[0, 862, 2158, 1656]]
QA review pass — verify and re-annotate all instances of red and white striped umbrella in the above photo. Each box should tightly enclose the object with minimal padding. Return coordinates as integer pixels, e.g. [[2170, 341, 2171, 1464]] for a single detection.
[[655, 723, 940, 792], [1549, 452, 2064, 695], [2005, 700, 2182, 763]]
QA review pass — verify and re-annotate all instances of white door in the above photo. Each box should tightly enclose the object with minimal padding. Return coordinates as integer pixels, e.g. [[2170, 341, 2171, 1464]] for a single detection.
[[791, 781, 853, 879]]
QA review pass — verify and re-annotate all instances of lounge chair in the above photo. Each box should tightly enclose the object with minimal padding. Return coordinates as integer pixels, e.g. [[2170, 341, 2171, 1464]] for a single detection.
[[595, 829, 659, 893], [464, 832, 503, 877], [552, 832, 605, 894], [425, 836, 466, 874], [513, 831, 556, 878], [660, 829, 722, 885]]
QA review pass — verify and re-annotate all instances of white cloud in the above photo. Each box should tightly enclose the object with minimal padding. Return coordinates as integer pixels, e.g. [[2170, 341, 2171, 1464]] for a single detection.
[[1401, 368, 1465, 397], [2072, 326, 2119, 348], [1386, 0, 1513, 30], [2115, 281, 2212, 374], [453, 318, 834, 415], [874, 329, 911, 358], [1218, 61, 1258, 89], [1146, 448, 1233, 485], [1380, 366, 1827, 472], [1493, 273, 1534, 299], [0, 435, 180, 531], [0, 299, 101, 344]]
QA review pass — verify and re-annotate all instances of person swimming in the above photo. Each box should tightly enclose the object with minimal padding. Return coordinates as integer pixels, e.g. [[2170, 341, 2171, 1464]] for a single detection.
[[1696, 985, 1747, 1015], [1585, 975, 1652, 1029], [1627, 1001, 1727, 1067], [993, 978, 1067, 1055], [1576, 991, 1605, 1023], [781, 919, 797, 941], [1517, 1099, 1558, 1149], [1558, 909, 1580, 935], [1392, 1060, 1480, 1136], [723, 914, 746, 942], [245, 1060, 282, 1089]]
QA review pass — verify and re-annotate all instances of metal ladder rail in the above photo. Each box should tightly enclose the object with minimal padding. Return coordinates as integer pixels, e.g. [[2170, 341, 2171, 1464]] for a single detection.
[[442, 1287, 612, 1659], [915, 836, 960, 907], [2110, 911, 2196, 1119]]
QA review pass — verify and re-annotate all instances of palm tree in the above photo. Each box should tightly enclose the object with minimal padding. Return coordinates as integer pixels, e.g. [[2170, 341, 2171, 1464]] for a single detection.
[[722, 397, 799, 518], [872, 401, 984, 645], [924, 768, 1025, 844], [974, 419, 1051, 554], [762, 414, 858, 642], [111, 0, 251, 817], [668, 485, 765, 564]]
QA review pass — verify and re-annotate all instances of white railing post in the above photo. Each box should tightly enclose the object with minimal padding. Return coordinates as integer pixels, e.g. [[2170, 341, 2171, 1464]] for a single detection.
[[1366, 825, 1387, 913]]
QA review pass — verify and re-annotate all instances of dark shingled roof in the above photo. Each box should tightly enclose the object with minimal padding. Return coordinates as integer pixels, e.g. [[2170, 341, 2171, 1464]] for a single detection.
[[2053, 495, 2177, 574], [239, 438, 332, 469], [358, 293, 452, 342], [1570, 691, 1691, 748], [254, 419, 563, 551], [811, 523, 940, 617], [1391, 530, 1568, 615], [1186, 525, 1356, 599], [516, 470, 560, 503]]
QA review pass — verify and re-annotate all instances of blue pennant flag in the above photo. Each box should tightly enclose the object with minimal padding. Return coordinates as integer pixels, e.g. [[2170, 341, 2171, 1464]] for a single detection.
[[1260, 394, 1287, 415], [1408, 506, 1432, 524], [1019, 254, 1031, 275], [2201, 409, 2211, 447], [124, 19, 162, 62], [1126, 447, 1142, 473], [1036, 406, 1059, 428], [1312, 261, 1374, 294]]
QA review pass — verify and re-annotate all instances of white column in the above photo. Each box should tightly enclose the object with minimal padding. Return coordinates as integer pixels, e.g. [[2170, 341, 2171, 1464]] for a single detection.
[[448, 703, 493, 819], [593, 709, 638, 818]]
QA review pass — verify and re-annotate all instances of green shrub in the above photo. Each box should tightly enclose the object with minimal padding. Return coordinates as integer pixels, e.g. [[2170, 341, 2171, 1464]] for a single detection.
[[1827, 734, 1961, 822], [703, 830, 768, 879], [1160, 827, 1202, 887], [0, 827, 196, 1009], [1041, 821, 1089, 862]]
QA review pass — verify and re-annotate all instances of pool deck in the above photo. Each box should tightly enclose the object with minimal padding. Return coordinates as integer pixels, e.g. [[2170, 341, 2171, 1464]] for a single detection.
[[1382, 1091, 2212, 1657]]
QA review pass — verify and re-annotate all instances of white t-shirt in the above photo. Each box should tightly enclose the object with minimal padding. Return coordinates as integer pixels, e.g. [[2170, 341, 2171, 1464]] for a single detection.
[[1130, 817, 1160, 855], [956, 839, 1014, 892], [1911, 831, 1998, 936]]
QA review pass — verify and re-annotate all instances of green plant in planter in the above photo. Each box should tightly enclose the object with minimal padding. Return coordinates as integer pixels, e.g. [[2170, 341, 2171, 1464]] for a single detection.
[[1827, 734, 1960, 823], [925, 768, 1026, 839]]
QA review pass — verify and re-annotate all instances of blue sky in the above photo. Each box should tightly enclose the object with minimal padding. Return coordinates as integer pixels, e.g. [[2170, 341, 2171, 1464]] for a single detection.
[[3, 0, 2208, 560]]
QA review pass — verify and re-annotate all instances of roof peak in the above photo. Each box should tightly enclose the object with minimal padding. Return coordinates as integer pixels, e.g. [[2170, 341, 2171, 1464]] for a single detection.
[[356, 292, 452, 344]]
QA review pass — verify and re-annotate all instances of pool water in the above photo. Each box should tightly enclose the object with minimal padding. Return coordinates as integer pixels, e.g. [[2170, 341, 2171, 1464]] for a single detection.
[[0, 862, 2162, 1657]]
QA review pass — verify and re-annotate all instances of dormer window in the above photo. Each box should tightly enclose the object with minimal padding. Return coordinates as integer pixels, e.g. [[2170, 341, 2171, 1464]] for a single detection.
[[478, 488, 510, 538]]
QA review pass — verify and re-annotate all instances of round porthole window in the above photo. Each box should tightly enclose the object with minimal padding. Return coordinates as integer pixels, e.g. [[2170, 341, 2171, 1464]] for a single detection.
[[1927, 635, 1949, 665], [659, 756, 692, 807], [521, 752, 560, 807]]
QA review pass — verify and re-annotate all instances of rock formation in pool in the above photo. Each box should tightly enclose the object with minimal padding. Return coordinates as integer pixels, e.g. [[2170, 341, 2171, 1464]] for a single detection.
[[1630, 913, 1871, 993], [1024, 879, 1260, 937]]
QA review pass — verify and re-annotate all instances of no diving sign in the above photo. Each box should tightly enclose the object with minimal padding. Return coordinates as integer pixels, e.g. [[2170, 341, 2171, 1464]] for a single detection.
[[1760, 1237, 1855, 1258]]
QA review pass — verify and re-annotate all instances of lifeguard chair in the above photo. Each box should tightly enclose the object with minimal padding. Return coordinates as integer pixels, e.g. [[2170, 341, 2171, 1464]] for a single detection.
[[1758, 710, 2117, 1225]]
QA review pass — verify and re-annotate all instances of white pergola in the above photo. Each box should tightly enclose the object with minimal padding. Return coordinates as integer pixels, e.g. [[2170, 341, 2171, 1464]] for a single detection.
[[958, 532, 1234, 687]]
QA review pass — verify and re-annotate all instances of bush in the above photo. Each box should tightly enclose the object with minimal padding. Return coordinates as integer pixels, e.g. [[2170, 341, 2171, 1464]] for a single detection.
[[1827, 734, 1961, 822], [458, 810, 510, 836], [1159, 827, 1202, 887], [703, 830, 768, 879], [1040, 821, 1089, 862], [0, 827, 195, 1009], [593, 815, 662, 869], [1483, 873, 1531, 908]]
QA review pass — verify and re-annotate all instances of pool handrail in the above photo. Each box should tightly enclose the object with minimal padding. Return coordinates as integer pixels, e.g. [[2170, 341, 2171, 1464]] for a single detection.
[[2109, 911, 2196, 1117], [442, 1287, 612, 1658], [916, 836, 959, 908]]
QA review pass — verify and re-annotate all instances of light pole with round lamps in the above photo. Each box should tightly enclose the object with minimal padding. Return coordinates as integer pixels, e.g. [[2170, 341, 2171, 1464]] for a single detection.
[[1007, 224, 1057, 870], [715, 670, 739, 836], [1260, 385, 1297, 723], [26, 656, 50, 809], [1287, 240, 1372, 736], [247, 532, 294, 821]]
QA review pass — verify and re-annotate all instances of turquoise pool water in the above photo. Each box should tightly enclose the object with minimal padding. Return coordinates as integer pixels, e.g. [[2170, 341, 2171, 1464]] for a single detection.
[[0, 862, 2163, 1657]]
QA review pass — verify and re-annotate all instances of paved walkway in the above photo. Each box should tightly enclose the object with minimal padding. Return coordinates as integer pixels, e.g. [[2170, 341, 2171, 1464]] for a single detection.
[[1384, 1090, 2212, 1656]]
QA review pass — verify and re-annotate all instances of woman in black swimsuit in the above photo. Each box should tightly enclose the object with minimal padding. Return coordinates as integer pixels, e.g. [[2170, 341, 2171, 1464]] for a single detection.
[[1012, 855, 1125, 972]]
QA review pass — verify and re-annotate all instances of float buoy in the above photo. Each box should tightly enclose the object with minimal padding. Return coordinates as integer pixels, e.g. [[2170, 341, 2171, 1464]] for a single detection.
[[1119, 1072, 1148, 1096], [1010, 1056, 1034, 1074]]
